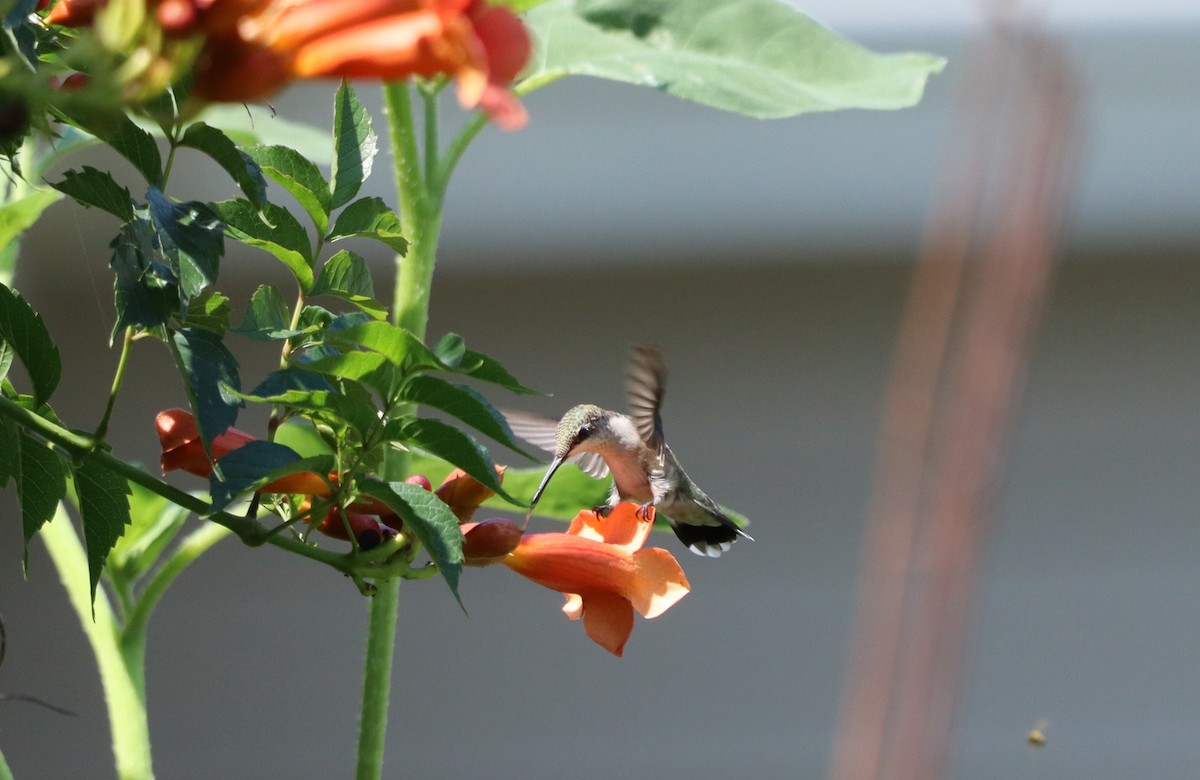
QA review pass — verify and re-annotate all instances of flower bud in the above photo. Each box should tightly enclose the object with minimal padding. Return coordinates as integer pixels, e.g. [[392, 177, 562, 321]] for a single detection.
[[404, 474, 432, 491], [461, 519, 521, 566]]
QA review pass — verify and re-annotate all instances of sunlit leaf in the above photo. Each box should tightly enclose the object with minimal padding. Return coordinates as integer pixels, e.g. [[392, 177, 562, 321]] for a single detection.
[[107, 480, 189, 584], [457, 347, 541, 395], [396, 418, 515, 503], [232, 284, 300, 340], [400, 375, 533, 457], [312, 249, 374, 298], [329, 81, 377, 210], [523, 0, 946, 118], [327, 196, 407, 253], [59, 109, 163, 184], [182, 289, 231, 334], [212, 198, 314, 292], [246, 144, 331, 234]]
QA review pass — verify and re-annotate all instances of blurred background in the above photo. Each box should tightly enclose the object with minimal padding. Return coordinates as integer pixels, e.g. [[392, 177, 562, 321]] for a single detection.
[[2, 1, 1198, 777]]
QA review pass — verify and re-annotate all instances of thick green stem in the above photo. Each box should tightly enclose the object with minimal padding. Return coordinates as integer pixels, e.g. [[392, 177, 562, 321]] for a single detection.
[[354, 579, 400, 779], [41, 505, 153, 780]]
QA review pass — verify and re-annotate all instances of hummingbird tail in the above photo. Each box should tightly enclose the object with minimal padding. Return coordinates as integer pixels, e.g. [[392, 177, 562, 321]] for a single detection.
[[669, 517, 753, 558]]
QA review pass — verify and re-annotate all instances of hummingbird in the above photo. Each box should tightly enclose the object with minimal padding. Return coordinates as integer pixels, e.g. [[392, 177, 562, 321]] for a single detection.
[[505, 345, 752, 557]]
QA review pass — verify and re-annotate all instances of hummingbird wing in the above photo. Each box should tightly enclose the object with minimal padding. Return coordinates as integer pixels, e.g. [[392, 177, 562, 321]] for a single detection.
[[501, 410, 611, 479], [626, 345, 666, 454]]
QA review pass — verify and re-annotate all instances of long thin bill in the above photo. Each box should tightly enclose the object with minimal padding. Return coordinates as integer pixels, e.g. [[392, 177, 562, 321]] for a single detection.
[[524, 455, 565, 528]]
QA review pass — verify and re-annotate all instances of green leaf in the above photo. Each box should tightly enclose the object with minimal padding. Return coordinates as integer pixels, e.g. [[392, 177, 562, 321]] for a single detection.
[[312, 249, 374, 298], [232, 284, 299, 340], [50, 166, 133, 222], [179, 122, 268, 207], [192, 104, 331, 165], [358, 480, 464, 608], [171, 327, 241, 458], [0, 190, 62, 252], [482, 460, 609, 520], [300, 349, 391, 387], [0, 421, 68, 570], [492, 0, 551, 11], [397, 418, 515, 503], [73, 455, 132, 606], [107, 480, 188, 584], [181, 289, 231, 334], [207, 442, 332, 512], [237, 369, 378, 438], [59, 109, 163, 184], [400, 376, 533, 457], [326, 197, 407, 253], [329, 81, 377, 210], [212, 198, 314, 292], [146, 187, 225, 312], [110, 217, 176, 333], [246, 144, 331, 234], [0, 283, 61, 406], [523, 0, 946, 118], [325, 320, 412, 366], [457, 347, 541, 395], [310, 250, 386, 320], [433, 333, 465, 369]]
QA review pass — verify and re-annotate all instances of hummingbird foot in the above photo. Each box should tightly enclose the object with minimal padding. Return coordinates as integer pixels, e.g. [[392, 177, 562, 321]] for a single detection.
[[635, 502, 654, 521], [591, 505, 613, 518]]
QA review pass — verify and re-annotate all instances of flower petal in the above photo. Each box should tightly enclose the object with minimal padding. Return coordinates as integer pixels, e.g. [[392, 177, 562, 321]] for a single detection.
[[579, 591, 635, 657], [566, 503, 655, 554], [628, 548, 691, 619]]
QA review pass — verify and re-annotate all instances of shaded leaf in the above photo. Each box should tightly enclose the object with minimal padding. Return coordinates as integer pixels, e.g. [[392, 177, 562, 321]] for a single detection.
[[212, 198, 314, 291], [59, 109, 162, 184], [146, 186, 225, 312], [237, 369, 378, 438], [193, 104, 331, 164], [0, 190, 63, 252], [246, 144, 331, 234], [312, 249, 374, 298], [329, 81, 377, 209], [179, 122, 268, 206], [107, 480, 188, 583], [0, 283, 61, 406], [171, 327, 241, 458], [358, 480, 464, 608], [523, 0, 946, 118], [0, 423, 68, 570], [181, 289, 231, 334], [400, 376, 533, 457], [110, 217, 176, 332], [73, 455, 132, 606], [433, 333, 465, 369], [50, 166, 133, 222], [327, 197, 407, 253], [207, 442, 331, 512]]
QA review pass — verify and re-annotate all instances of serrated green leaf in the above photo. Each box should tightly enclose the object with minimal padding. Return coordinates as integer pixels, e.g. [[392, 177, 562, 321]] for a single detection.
[[301, 349, 390, 386], [171, 327, 241, 459], [0, 190, 62, 252], [193, 104, 331, 165], [110, 217, 176, 333], [457, 347, 541, 395], [207, 442, 331, 512], [358, 480, 464, 608], [182, 289, 231, 334], [212, 199, 313, 289], [211, 198, 314, 291], [397, 418, 515, 503], [146, 187, 224, 312], [59, 109, 163, 184], [246, 144, 331, 234], [179, 122, 268, 207], [327, 197, 406, 253], [400, 376, 533, 457], [312, 249, 374, 298], [73, 455, 132, 606], [329, 81, 377, 209], [483, 460, 609, 521], [50, 166, 133, 222], [232, 284, 300, 340], [236, 369, 378, 438], [5, 426, 68, 570], [0, 283, 61, 406], [107, 479, 188, 583], [523, 0, 946, 118]]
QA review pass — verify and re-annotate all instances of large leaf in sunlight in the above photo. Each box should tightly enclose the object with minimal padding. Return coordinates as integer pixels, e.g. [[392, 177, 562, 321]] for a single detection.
[[522, 0, 945, 117]]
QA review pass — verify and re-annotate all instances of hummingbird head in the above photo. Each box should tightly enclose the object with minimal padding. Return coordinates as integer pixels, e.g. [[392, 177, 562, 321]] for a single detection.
[[553, 404, 609, 459]]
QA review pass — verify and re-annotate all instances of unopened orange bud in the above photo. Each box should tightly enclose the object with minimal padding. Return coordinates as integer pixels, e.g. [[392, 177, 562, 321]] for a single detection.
[[436, 466, 505, 523], [461, 518, 521, 566]]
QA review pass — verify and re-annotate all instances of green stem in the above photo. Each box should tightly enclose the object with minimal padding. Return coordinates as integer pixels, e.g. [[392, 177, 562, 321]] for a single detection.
[[94, 326, 135, 442], [41, 505, 153, 780], [354, 579, 400, 779]]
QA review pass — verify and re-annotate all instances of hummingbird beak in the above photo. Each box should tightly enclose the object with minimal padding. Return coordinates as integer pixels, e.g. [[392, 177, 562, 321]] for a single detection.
[[524, 455, 566, 528]]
